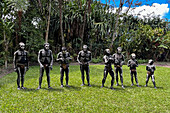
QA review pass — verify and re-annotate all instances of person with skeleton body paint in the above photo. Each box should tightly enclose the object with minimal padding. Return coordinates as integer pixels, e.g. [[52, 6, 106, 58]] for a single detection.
[[37, 43, 53, 89], [13, 42, 29, 90], [101, 49, 115, 90], [77, 45, 92, 86], [57, 47, 72, 88], [113, 47, 125, 89], [127, 53, 140, 87], [145, 59, 157, 89]]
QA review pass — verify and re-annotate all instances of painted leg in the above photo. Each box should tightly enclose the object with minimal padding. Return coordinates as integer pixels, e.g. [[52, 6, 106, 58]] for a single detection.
[[115, 67, 119, 86], [102, 67, 108, 88], [17, 67, 21, 90], [109, 69, 115, 90], [86, 66, 91, 86], [80, 65, 85, 86], [130, 71, 134, 86], [46, 67, 52, 89], [145, 74, 150, 87], [60, 67, 64, 88], [65, 67, 70, 87], [21, 67, 26, 89], [151, 75, 156, 89], [38, 67, 44, 89], [134, 71, 139, 87], [119, 68, 124, 88]]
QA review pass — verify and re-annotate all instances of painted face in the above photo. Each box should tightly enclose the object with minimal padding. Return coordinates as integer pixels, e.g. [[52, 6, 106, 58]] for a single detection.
[[148, 59, 153, 65], [19, 43, 25, 50], [83, 45, 88, 52], [62, 50, 67, 54], [62, 47, 67, 54], [117, 48, 122, 54], [131, 53, 136, 59], [44, 44, 49, 50], [105, 49, 110, 54]]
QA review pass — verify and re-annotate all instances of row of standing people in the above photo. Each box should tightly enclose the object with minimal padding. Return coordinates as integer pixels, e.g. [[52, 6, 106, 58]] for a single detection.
[[13, 42, 156, 90]]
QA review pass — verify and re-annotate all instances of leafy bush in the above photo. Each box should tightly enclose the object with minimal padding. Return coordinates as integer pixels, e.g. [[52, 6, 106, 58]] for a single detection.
[[91, 57, 103, 63], [137, 59, 148, 64], [29, 53, 38, 63], [0, 59, 4, 66]]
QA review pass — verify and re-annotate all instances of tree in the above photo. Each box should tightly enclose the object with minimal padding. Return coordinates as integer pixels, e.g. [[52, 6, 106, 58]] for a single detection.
[[7, 0, 29, 45], [59, 0, 65, 46], [110, 0, 142, 49], [0, 0, 15, 68], [45, 0, 51, 43]]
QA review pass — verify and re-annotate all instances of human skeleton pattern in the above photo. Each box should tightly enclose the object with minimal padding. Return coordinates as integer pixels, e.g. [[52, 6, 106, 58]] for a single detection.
[[77, 50, 92, 85], [145, 61, 156, 88], [113, 53, 124, 86], [102, 51, 115, 89], [13, 42, 29, 89], [57, 50, 72, 86], [127, 59, 139, 86], [38, 43, 53, 89]]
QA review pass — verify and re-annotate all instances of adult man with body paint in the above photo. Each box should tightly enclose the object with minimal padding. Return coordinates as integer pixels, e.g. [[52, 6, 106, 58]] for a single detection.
[[113, 47, 125, 89], [77, 45, 92, 86], [37, 43, 53, 89], [101, 49, 115, 90], [13, 42, 29, 90], [57, 47, 72, 88]]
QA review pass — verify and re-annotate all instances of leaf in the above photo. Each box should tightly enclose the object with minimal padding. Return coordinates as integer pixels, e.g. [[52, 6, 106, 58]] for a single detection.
[[0, 40, 5, 45], [158, 45, 168, 49]]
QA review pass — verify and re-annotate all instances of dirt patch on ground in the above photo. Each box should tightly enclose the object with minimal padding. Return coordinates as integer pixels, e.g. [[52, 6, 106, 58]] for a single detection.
[[0, 65, 14, 78], [141, 62, 170, 68]]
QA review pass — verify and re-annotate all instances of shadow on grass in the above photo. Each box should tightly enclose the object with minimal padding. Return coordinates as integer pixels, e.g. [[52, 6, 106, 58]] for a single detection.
[[140, 85, 163, 89], [90, 84, 102, 88], [20, 88, 39, 92], [64, 85, 81, 91], [41, 87, 64, 92], [156, 86, 163, 89], [91, 84, 128, 91]]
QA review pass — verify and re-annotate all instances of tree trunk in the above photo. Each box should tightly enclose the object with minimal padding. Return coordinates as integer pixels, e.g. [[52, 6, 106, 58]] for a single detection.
[[59, 0, 65, 47], [88, 0, 91, 13], [110, 0, 124, 50], [19, 10, 22, 42], [15, 11, 22, 45], [3, 30, 8, 69], [80, 1, 88, 49], [45, 0, 51, 43], [37, 0, 43, 14]]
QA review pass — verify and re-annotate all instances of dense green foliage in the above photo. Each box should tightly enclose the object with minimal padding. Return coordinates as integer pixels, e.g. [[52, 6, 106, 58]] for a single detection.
[[0, 0, 170, 67], [0, 65, 169, 112]]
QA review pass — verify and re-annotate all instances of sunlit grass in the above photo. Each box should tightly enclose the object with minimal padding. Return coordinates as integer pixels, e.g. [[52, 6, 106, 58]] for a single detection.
[[0, 65, 169, 112]]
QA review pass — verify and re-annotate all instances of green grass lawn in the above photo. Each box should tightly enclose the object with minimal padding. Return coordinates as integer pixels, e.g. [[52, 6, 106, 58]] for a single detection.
[[0, 65, 169, 112]]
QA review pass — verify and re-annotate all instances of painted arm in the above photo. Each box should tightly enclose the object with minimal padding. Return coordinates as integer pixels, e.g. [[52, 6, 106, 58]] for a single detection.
[[50, 50, 53, 70], [13, 51, 17, 71], [88, 52, 92, 64], [67, 52, 72, 60], [57, 53, 63, 62], [38, 50, 43, 68], [146, 65, 149, 71], [120, 55, 125, 66], [26, 51, 29, 71], [136, 60, 138, 67], [153, 65, 156, 71], [77, 51, 82, 64], [127, 60, 130, 67]]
